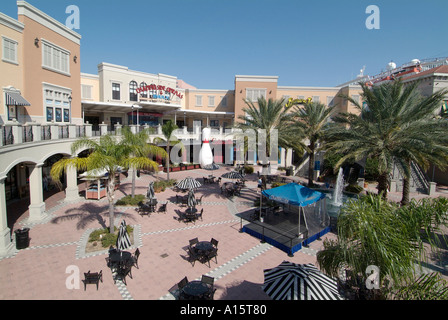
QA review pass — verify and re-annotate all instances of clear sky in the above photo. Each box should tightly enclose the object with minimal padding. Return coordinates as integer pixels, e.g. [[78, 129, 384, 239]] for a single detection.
[[2, 0, 448, 89]]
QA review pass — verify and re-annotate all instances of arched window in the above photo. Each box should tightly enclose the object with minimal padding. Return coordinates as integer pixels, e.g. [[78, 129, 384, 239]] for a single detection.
[[140, 82, 147, 99], [129, 81, 138, 101]]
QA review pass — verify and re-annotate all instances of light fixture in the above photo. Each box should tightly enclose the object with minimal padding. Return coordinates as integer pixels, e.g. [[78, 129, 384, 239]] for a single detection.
[[34, 38, 39, 47], [73, 55, 77, 63], [68, 95, 72, 103]]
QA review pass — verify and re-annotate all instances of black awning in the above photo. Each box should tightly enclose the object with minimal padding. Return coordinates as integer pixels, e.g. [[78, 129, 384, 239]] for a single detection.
[[6, 92, 31, 106]]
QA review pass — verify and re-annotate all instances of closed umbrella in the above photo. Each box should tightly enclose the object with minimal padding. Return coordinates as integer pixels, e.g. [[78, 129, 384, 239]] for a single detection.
[[147, 181, 155, 201], [116, 220, 132, 253], [262, 261, 343, 300], [187, 189, 197, 208], [176, 177, 202, 190]]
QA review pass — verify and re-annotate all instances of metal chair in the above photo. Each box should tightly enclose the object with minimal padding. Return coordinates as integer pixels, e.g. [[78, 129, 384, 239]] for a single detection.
[[83, 270, 103, 291]]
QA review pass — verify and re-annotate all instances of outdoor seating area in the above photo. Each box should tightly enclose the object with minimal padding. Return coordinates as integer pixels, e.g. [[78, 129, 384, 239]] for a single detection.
[[186, 237, 219, 267]]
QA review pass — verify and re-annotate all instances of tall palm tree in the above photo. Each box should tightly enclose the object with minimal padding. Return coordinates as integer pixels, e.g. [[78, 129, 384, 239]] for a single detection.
[[325, 80, 448, 201], [235, 96, 305, 165], [121, 126, 167, 197], [292, 101, 335, 187], [316, 194, 448, 299], [153, 120, 179, 181], [50, 134, 160, 233]]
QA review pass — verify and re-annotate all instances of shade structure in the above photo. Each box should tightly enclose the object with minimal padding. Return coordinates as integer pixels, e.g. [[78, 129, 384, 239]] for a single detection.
[[187, 189, 197, 208], [262, 183, 325, 207], [176, 177, 202, 190], [147, 181, 155, 200], [116, 220, 132, 252], [221, 171, 244, 180], [262, 261, 343, 300]]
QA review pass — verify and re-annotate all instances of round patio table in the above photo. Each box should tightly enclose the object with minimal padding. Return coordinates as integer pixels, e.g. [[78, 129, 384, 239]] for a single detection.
[[194, 241, 214, 253], [181, 281, 210, 299], [109, 251, 132, 264]]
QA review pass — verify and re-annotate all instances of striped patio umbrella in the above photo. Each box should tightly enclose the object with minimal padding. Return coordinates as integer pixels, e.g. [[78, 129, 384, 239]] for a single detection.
[[187, 189, 197, 208], [203, 163, 220, 171], [176, 177, 202, 190], [116, 220, 132, 252], [221, 171, 244, 180], [262, 261, 343, 300]]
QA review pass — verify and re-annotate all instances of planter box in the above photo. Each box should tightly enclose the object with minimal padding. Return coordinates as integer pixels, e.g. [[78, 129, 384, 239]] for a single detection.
[[194, 164, 200, 169], [186, 165, 195, 170], [171, 167, 180, 172]]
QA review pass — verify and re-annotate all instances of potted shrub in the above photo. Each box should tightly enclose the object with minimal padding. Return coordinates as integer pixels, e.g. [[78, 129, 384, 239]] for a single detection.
[[172, 165, 180, 172]]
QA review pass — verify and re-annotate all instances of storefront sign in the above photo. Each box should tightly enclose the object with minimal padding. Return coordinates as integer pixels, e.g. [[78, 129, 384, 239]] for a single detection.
[[136, 84, 183, 100]]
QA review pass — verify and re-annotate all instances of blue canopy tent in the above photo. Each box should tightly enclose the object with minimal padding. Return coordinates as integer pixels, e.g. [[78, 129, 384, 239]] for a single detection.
[[243, 183, 330, 256]]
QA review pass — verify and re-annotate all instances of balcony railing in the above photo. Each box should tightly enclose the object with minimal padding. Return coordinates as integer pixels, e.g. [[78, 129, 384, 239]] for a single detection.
[[0, 121, 237, 148]]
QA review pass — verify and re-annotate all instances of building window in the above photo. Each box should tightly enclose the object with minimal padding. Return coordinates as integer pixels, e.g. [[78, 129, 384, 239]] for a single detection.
[[129, 81, 138, 101], [312, 96, 320, 103], [195, 95, 203, 107], [326, 96, 334, 106], [42, 40, 70, 75], [246, 89, 266, 102], [351, 95, 360, 105], [44, 85, 71, 123], [210, 120, 219, 127], [81, 85, 93, 100], [140, 82, 148, 98], [2, 37, 18, 64], [112, 83, 121, 100], [208, 96, 215, 107], [221, 96, 227, 107]]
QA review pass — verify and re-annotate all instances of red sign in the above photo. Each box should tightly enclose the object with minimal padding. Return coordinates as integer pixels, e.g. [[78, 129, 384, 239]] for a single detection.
[[128, 111, 163, 117], [136, 84, 183, 99]]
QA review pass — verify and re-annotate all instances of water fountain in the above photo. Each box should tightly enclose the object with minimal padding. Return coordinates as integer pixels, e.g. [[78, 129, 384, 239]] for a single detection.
[[333, 167, 345, 206]]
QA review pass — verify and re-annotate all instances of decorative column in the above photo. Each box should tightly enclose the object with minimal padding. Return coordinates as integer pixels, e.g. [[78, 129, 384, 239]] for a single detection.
[[65, 162, 81, 202], [0, 177, 14, 255], [27, 163, 46, 222], [99, 122, 108, 136]]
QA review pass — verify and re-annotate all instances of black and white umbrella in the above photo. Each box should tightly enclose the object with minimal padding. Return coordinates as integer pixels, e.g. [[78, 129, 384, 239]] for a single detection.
[[147, 181, 155, 200], [221, 171, 244, 180], [176, 177, 202, 190], [187, 189, 197, 208], [262, 261, 343, 300], [203, 163, 220, 171], [116, 220, 132, 252]]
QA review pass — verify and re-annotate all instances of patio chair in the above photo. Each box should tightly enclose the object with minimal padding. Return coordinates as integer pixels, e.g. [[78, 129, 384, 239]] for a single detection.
[[132, 248, 140, 269], [201, 275, 215, 287], [217, 177, 222, 185], [196, 195, 204, 205], [178, 276, 189, 290], [189, 237, 199, 247], [187, 246, 201, 267], [205, 247, 218, 267], [203, 177, 209, 184], [114, 262, 133, 285], [83, 270, 103, 291], [138, 201, 151, 217], [196, 208, 203, 221], [210, 238, 219, 248], [158, 202, 167, 214]]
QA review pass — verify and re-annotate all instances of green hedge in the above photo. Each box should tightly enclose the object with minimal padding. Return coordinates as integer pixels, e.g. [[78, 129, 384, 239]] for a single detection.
[[115, 194, 145, 206], [88, 225, 134, 248]]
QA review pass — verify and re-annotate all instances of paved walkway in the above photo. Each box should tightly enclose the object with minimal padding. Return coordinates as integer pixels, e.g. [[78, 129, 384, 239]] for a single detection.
[[0, 166, 446, 300]]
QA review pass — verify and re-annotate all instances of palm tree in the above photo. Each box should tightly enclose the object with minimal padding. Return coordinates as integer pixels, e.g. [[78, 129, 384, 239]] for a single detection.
[[325, 80, 448, 201], [292, 101, 335, 187], [316, 194, 448, 299], [235, 96, 305, 165], [121, 126, 167, 197], [153, 120, 179, 181], [50, 134, 160, 233]]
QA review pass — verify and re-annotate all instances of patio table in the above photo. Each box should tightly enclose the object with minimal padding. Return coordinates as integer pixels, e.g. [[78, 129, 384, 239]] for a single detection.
[[181, 281, 211, 299]]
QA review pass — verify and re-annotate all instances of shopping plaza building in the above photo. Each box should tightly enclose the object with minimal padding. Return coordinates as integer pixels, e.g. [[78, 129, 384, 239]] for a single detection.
[[0, 1, 447, 254]]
